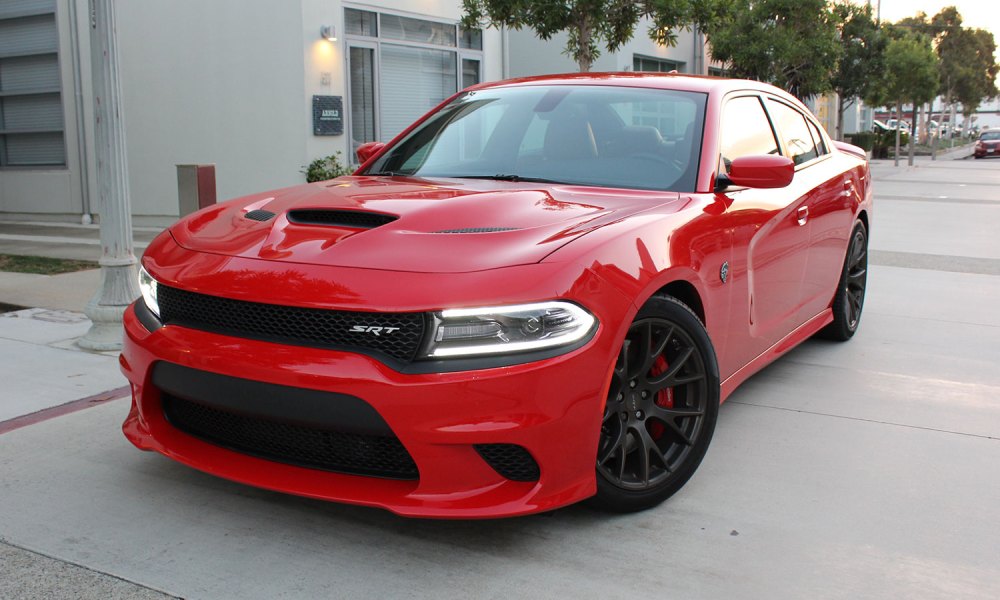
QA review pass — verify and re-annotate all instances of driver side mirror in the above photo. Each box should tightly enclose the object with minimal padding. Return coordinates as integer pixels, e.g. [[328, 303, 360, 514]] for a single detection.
[[356, 142, 385, 165], [725, 155, 794, 189]]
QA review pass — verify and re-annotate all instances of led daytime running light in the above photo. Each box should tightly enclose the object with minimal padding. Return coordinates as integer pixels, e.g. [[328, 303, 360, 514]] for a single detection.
[[138, 265, 160, 317]]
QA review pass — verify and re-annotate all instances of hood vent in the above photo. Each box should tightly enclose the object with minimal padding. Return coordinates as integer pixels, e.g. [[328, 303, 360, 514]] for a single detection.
[[287, 209, 398, 229], [434, 227, 520, 234], [244, 209, 276, 222]]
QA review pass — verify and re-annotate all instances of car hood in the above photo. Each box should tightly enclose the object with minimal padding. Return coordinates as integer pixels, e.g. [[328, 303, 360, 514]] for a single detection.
[[169, 175, 680, 273]]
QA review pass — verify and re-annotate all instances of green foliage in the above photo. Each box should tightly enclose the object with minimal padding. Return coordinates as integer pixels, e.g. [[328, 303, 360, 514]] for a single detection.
[[701, 0, 841, 98], [831, 4, 886, 106], [302, 151, 351, 183], [461, 1, 721, 72], [883, 34, 939, 108], [868, 129, 907, 159], [847, 131, 875, 151]]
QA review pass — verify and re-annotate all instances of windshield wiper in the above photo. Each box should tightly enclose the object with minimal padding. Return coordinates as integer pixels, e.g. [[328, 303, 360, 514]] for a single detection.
[[366, 171, 398, 176], [453, 174, 565, 184]]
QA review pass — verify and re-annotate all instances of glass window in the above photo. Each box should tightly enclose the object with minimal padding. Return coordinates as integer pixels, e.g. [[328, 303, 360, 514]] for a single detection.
[[0, 4, 65, 167], [380, 14, 456, 47], [719, 96, 779, 173], [462, 58, 480, 89], [766, 100, 819, 165], [379, 44, 457, 141], [367, 86, 707, 192], [807, 119, 828, 156], [348, 47, 376, 154], [460, 28, 483, 50], [345, 8, 377, 37], [633, 55, 682, 73]]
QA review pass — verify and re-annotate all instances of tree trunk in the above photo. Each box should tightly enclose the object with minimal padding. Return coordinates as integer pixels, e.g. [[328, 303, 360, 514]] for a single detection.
[[908, 101, 917, 166], [836, 93, 845, 141], [894, 101, 902, 167], [577, 15, 592, 72]]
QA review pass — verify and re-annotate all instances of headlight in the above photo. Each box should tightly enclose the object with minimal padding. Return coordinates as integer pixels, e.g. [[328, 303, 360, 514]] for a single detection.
[[138, 265, 160, 317], [421, 301, 596, 358]]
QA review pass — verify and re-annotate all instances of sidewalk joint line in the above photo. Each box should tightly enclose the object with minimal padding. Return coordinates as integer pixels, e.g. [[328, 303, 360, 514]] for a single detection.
[[0, 385, 130, 435]]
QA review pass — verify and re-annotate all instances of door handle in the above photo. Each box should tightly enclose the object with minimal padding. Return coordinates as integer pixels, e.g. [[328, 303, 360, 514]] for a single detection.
[[843, 180, 854, 197], [796, 206, 809, 226]]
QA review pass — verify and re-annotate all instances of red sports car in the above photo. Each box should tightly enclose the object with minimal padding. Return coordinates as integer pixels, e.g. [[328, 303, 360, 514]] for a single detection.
[[974, 130, 1000, 158], [122, 73, 871, 518]]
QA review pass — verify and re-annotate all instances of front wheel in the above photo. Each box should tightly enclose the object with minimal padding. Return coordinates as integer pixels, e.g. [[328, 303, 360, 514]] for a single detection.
[[589, 296, 720, 513]]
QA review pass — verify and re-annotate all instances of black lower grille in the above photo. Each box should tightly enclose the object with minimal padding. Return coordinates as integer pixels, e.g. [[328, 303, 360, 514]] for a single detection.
[[156, 285, 426, 364], [163, 395, 419, 480], [475, 444, 540, 482]]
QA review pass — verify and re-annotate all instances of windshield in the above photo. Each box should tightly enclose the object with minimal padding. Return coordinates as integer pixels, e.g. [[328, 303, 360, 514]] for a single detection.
[[981, 131, 1000, 141], [365, 85, 707, 192]]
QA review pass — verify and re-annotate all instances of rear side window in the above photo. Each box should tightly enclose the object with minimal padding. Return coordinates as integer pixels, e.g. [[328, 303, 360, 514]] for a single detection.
[[766, 99, 819, 165], [807, 119, 829, 156], [719, 96, 779, 174]]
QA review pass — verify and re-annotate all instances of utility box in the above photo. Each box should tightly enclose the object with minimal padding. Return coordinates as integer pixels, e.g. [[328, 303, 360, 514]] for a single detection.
[[177, 164, 217, 217]]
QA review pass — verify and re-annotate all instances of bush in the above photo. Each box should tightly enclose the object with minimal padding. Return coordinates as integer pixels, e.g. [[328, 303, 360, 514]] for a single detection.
[[848, 132, 876, 152], [871, 130, 908, 159], [302, 151, 352, 183]]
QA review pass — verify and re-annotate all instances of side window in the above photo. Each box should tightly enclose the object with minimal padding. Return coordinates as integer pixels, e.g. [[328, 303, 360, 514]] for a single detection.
[[719, 96, 780, 174], [807, 119, 829, 156], [766, 100, 819, 165]]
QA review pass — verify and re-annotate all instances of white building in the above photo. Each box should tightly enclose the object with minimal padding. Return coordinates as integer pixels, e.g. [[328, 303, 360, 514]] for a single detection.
[[0, 0, 503, 226], [0, 2, 718, 226]]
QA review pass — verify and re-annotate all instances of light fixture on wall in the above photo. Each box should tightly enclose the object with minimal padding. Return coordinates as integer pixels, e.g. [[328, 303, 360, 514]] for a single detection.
[[320, 25, 337, 42]]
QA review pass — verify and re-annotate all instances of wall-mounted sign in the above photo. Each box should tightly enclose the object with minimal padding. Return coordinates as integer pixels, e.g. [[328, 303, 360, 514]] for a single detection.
[[312, 95, 343, 136]]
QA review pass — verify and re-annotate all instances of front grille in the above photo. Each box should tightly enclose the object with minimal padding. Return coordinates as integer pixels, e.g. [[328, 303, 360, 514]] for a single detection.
[[287, 209, 397, 229], [163, 394, 419, 479], [157, 285, 426, 363], [475, 444, 540, 482]]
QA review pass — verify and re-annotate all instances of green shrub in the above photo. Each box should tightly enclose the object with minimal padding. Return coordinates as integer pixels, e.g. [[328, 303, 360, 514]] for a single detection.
[[302, 151, 352, 183], [871, 130, 908, 159], [848, 132, 876, 152]]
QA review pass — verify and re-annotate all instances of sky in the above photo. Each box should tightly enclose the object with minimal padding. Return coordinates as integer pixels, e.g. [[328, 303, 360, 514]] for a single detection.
[[874, 0, 999, 39]]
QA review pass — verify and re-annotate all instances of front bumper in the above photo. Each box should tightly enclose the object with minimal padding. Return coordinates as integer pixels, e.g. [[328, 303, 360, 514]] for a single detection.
[[121, 292, 622, 518]]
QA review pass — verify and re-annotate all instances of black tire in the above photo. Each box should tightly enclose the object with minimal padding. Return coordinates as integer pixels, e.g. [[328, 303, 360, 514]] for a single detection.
[[588, 295, 720, 513], [820, 219, 868, 341]]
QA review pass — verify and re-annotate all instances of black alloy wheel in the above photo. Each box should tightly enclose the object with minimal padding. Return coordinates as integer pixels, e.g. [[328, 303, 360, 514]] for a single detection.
[[820, 219, 868, 341], [590, 296, 719, 513]]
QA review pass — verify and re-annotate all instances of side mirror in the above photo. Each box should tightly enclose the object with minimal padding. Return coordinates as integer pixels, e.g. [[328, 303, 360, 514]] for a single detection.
[[727, 155, 794, 189], [356, 142, 385, 165]]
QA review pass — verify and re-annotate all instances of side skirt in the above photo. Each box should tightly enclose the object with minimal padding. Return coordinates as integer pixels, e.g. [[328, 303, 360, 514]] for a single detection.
[[720, 309, 833, 402]]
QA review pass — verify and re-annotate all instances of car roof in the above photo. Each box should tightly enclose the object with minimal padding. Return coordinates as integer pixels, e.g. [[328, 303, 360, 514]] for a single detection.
[[469, 72, 794, 100]]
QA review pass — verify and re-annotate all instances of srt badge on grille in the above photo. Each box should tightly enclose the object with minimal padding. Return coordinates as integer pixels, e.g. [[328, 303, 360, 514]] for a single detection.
[[350, 325, 401, 336]]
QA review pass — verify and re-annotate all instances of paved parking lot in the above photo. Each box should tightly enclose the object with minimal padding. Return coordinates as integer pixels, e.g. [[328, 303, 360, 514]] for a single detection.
[[1, 155, 998, 599]]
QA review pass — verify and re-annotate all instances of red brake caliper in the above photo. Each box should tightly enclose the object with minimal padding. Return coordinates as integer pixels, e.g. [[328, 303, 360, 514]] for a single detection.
[[648, 355, 674, 440]]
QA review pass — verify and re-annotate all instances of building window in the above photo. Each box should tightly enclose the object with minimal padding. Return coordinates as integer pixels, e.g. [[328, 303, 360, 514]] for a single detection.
[[633, 55, 682, 74], [0, 0, 65, 167], [345, 7, 483, 160]]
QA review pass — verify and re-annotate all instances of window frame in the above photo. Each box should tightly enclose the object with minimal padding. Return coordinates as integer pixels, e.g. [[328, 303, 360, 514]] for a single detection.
[[343, 4, 484, 164], [716, 92, 782, 179]]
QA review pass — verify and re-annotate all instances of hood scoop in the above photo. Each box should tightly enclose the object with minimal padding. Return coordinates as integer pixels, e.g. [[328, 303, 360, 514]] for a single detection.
[[434, 226, 520, 234], [287, 209, 398, 229]]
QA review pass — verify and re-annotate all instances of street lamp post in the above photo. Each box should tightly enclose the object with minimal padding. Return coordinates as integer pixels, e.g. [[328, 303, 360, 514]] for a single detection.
[[79, 0, 139, 351]]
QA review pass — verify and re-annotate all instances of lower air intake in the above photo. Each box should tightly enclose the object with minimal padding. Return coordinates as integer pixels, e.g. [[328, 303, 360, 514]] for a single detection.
[[163, 395, 419, 480], [474, 444, 540, 482]]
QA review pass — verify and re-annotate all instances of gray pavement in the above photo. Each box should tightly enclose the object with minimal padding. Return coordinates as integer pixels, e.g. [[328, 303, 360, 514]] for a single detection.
[[1, 150, 998, 599]]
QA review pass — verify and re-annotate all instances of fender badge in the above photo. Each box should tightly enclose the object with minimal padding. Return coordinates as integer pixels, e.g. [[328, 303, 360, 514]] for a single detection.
[[720, 261, 729, 283]]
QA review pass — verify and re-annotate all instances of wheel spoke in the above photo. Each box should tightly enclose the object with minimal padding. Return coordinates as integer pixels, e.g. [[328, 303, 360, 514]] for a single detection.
[[647, 346, 703, 390], [848, 268, 866, 287], [649, 404, 703, 421], [598, 422, 624, 465], [614, 339, 631, 382], [633, 425, 652, 485], [640, 325, 674, 374]]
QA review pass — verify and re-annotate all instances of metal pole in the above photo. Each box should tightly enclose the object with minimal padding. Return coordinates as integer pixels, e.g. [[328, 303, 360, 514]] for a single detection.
[[79, 0, 139, 351]]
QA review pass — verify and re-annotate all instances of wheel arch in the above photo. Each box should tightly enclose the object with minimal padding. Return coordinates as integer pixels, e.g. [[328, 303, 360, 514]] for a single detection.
[[651, 279, 706, 326]]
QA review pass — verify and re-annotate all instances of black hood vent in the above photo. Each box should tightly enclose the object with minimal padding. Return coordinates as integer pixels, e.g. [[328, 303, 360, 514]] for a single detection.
[[244, 209, 276, 222], [434, 227, 520, 234], [287, 209, 398, 229]]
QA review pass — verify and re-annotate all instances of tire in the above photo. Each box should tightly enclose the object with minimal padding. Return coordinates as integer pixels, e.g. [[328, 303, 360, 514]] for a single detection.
[[819, 219, 868, 341], [588, 295, 720, 513]]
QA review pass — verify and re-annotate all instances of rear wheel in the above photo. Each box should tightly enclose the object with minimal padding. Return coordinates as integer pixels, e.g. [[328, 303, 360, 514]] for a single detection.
[[589, 296, 719, 513], [820, 219, 868, 341]]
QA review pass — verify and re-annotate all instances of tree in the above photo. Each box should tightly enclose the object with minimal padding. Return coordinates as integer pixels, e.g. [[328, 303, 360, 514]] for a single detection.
[[701, 0, 840, 99], [830, 3, 886, 140], [461, 1, 709, 73], [882, 34, 939, 165]]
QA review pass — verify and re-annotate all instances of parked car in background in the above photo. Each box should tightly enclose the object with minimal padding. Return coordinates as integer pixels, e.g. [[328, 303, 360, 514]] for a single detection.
[[885, 118, 911, 133], [122, 73, 873, 518], [974, 130, 1000, 158]]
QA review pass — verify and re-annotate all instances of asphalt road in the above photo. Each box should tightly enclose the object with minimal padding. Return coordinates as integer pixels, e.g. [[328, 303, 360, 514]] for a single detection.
[[1, 155, 998, 599]]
